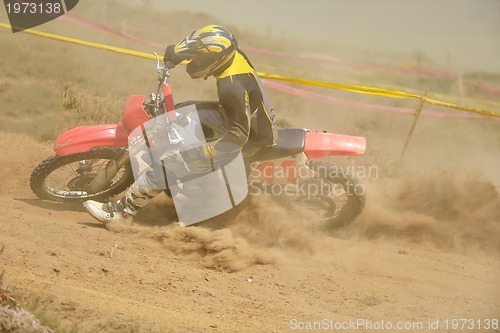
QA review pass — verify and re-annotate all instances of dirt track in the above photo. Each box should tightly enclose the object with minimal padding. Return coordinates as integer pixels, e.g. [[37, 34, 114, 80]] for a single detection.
[[0, 131, 499, 332], [1, 1, 500, 331]]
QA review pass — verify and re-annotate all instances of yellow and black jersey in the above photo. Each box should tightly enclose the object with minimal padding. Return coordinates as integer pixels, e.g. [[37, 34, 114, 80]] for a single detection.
[[215, 50, 277, 149]]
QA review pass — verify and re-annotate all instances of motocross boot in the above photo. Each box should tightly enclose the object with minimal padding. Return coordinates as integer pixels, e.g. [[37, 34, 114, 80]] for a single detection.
[[83, 200, 134, 225], [83, 182, 163, 225]]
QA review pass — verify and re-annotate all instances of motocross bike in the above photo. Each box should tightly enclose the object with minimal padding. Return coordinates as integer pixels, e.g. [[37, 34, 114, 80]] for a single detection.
[[30, 53, 367, 228]]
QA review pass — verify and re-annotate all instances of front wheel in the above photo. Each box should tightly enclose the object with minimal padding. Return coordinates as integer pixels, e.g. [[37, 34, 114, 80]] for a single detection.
[[295, 164, 365, 229], [30, 148, 134, 202]]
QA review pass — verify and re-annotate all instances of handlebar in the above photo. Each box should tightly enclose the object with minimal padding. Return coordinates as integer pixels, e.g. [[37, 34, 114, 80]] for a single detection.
[[149, 52, 173, 118], [140, 53, 189, 146], [153, 52, 171, 84]]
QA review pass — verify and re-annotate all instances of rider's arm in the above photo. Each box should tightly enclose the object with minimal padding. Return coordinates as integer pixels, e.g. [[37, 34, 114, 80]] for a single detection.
[[214, 75, 252, 151]]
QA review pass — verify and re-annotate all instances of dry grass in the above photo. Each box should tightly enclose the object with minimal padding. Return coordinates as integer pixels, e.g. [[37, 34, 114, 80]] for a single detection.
[[0, 307, 55, 333], [1, 243, 54, 333], [0, 245, 17, 310], [0, 244, 79, 333]]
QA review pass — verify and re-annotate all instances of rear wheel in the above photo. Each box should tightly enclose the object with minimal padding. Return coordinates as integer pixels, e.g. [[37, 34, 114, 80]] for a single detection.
[[295, 164, 365, 229], [30, 148, 134, 202]]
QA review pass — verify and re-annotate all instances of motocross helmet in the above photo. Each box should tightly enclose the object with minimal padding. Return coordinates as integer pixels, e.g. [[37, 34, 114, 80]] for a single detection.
[[174, 25, 238, 79]]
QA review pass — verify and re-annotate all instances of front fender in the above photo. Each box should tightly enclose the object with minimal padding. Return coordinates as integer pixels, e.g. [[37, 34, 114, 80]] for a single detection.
[[54, 124, 129, 156]]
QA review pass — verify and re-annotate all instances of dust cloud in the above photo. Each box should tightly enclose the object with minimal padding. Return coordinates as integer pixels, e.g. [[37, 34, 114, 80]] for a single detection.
[[106, 195, 326, 272], [342, 169, 500, 254], [107, 167, 500, 272]]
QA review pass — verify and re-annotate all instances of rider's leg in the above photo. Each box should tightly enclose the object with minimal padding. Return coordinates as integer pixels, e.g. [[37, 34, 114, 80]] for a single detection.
[[83, 172, 163, 225]]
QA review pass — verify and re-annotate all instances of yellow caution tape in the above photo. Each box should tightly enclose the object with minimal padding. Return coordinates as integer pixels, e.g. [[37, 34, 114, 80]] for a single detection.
[[423, 98, 500, 118], [257, 73, 420, 99], [341, 79, 500, 109], [258, 74, 500, 118], [1, 22, 499, 119], [0, 22, 160, 61]]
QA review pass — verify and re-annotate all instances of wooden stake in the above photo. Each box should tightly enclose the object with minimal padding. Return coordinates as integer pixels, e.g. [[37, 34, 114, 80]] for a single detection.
[[400, 89, 428, 160]]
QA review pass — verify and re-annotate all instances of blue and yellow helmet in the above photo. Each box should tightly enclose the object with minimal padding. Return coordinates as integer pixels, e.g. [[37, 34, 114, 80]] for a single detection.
[[175, 25, 238, 78]]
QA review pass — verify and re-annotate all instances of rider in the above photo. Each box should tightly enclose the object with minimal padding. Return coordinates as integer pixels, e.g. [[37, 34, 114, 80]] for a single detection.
[[83, 25, 277, 225]]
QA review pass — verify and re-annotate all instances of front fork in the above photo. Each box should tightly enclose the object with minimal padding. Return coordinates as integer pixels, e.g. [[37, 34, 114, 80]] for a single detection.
[[88, 149, 131, 193]]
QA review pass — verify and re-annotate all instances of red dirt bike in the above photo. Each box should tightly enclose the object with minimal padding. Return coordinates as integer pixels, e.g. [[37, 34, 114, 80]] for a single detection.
[[30, 54, 367, 228]]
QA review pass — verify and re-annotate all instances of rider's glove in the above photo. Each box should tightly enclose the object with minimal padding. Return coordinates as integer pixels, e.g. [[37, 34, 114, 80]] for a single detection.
[[164, 44, 185, 68]]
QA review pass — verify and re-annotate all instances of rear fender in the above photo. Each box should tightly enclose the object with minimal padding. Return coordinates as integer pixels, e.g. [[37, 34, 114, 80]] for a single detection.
[[53, 124, 129, 156], [304, 132, 366, 160]]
